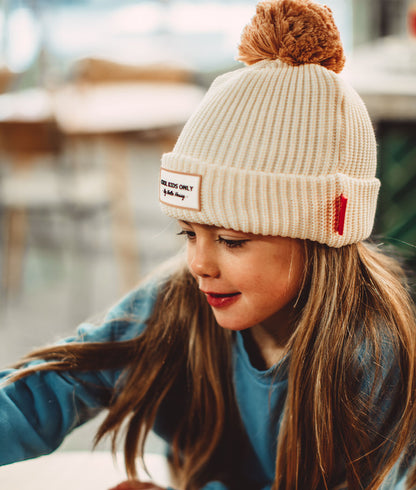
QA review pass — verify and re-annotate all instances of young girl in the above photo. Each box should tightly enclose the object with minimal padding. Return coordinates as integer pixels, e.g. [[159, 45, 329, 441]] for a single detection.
[[1, 1, 416, 489]]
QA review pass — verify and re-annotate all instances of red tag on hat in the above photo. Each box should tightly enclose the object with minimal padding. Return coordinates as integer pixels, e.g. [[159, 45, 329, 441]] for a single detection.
[[334, 194, 348, 235]]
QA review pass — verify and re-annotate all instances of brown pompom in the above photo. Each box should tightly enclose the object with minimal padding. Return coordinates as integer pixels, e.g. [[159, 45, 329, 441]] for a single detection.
[[238, 0, 345, 73]]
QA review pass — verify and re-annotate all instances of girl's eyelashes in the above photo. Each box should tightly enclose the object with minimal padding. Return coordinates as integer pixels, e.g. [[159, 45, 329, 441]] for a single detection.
[[177, 229, 249, 248], [177, 230, 249, 248], [177, 230, 195, 240], [216, 236, 249, 248]]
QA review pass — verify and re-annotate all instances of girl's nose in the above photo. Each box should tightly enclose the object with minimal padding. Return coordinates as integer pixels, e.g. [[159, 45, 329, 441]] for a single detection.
[[188, 241, 220, 279]]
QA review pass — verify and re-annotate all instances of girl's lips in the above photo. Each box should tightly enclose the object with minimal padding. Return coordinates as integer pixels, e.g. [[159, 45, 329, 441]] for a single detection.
[[203, 291, 241, 308]]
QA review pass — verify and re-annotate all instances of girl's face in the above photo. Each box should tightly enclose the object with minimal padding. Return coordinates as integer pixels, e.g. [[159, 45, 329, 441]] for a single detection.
[[178, 221, 305, 331]]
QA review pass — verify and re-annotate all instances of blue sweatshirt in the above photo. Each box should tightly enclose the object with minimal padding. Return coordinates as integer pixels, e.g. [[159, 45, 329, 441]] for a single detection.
[[0, 278, 410, 489]]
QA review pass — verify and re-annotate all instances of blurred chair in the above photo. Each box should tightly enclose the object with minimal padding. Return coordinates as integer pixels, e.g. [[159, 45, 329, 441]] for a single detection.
[[0, 89, 110, 300], [0, 67, 15, 94]]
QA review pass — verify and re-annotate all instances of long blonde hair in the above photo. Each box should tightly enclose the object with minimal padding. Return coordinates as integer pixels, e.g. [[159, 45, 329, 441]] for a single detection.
[[10, 241, 416, 489], [277, 241, 416, 489]]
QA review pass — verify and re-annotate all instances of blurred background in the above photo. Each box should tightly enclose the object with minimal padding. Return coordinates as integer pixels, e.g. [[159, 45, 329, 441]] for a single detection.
[[0, 0, 415, 453]]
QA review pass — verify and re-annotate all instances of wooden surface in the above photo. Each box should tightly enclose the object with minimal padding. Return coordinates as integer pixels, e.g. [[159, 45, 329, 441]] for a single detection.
[[53, 82, 205, 135]]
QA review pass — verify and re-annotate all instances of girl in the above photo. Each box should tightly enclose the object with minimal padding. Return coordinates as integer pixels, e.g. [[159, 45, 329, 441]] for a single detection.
[[1, 1, 416, 489]]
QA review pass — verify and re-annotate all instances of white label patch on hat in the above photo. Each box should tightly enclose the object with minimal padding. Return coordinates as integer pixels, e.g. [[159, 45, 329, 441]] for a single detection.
[[159, 168, 201, 211]]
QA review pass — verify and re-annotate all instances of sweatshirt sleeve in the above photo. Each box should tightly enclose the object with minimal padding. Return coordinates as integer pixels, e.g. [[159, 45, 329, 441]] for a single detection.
[[0, 278, 159, 466]]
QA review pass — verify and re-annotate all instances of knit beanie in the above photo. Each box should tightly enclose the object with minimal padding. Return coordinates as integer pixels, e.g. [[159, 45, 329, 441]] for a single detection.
[[159, 0, 380, 247]]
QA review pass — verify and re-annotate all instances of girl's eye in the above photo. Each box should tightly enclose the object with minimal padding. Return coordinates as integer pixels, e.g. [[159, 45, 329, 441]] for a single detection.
[[177, 230, 196, 241], [216, 237, 249, 249], [177, 230, 248, 248]]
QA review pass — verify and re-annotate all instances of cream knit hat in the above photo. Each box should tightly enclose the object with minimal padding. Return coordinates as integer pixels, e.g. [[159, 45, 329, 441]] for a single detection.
[[159, 0, 380, 247]]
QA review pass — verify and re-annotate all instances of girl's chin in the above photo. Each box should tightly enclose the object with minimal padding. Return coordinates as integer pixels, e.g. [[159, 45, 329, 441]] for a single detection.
[[219, 324, 253, 331], [212, 314, 256, 331]]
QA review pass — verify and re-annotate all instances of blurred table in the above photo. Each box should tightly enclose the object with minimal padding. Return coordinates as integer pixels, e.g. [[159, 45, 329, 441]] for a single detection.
[[53, 82, 204, 134], [0, 451, 172, 490], [52, 81, 205, 290], [0, 88, 54, 123], [0, 82, 205, 294]]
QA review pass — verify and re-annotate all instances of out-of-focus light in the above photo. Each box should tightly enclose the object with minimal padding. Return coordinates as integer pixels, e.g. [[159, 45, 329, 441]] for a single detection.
[[111, 4, 165, 34], [2, 7, 41, 72], [168, 3, 253, 33]]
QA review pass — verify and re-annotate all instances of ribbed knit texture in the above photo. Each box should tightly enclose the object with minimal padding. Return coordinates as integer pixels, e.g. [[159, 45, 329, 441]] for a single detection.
[[160, 60, 379, 247]]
